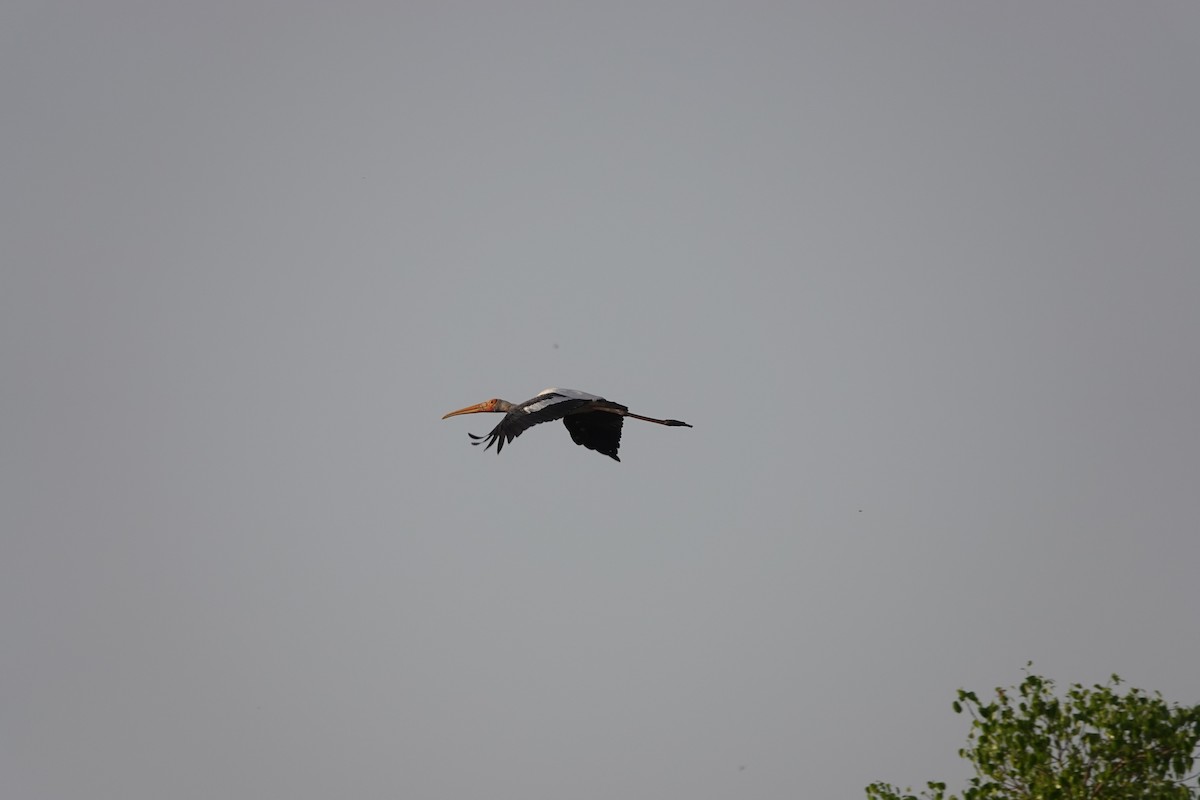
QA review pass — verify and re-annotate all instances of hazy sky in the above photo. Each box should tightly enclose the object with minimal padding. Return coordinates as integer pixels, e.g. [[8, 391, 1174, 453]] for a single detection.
[[4, 3, 1198, 799]]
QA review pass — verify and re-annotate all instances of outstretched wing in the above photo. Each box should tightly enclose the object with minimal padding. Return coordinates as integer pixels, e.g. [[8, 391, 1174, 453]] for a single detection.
[[468, 392, 594, 454], [562, 411, 625, 461]]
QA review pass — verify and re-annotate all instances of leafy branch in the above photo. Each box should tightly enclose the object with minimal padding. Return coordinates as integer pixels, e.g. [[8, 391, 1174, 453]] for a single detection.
[[867, 668, 1200, 800]]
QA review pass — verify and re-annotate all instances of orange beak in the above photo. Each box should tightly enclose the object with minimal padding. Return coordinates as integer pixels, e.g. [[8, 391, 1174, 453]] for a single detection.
[[441, 400, 497, 419]]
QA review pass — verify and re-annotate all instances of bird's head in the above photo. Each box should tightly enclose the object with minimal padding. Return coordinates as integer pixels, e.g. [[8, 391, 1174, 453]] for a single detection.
[[441, 398, 504, 419]]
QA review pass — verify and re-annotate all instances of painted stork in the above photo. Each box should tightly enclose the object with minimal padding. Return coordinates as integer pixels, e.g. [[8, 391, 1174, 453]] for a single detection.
[[441, 388, 692, 462]]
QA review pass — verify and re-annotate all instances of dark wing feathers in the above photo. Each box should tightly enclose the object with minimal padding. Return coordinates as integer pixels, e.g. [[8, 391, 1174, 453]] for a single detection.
[[468, 393, 629, 459], [561, 411, 624, 461], [468, 395, 592, 455]]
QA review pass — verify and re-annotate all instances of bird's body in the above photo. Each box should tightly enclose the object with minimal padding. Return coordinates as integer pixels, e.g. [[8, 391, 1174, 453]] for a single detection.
[[441, 387, 692, 461]]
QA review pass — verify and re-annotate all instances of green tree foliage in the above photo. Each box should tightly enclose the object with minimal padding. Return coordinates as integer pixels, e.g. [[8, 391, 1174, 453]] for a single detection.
[[867, 670, 1200, 800]]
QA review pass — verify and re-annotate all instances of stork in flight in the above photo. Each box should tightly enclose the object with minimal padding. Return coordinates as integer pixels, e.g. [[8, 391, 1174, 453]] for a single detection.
[[441, 388, 692, 462]]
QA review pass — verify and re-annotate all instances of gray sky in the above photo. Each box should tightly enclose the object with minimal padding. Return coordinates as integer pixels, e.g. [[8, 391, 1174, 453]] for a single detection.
[[3, 3, 1198, 798]]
